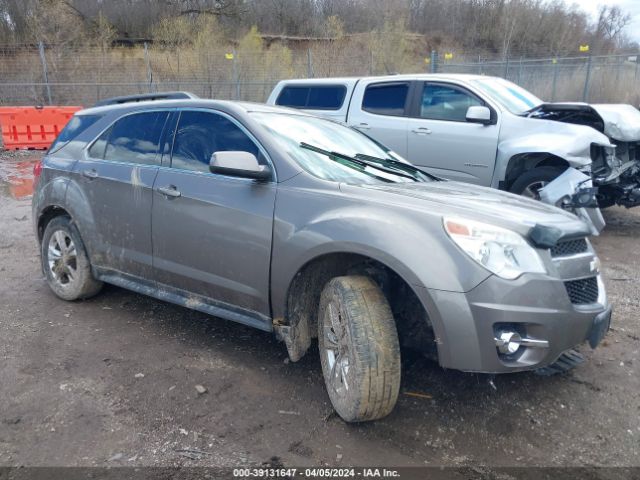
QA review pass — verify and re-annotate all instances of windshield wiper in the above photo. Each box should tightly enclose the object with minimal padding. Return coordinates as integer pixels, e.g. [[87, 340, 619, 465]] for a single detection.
[[354, 153, 438, 181], [300, 142, 419, 182]]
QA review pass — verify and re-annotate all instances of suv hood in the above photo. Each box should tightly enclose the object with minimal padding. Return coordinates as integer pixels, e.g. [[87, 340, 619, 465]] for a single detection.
[[342, 181, 590, 239], [528, 102, 640, 142]]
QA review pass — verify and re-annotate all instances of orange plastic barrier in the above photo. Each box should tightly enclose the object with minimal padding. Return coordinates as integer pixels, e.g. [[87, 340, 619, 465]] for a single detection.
[[0, 106, 83, 150]]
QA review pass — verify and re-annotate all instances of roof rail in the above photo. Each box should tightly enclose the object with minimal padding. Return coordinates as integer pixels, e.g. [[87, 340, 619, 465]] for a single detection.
[[93, 91, 199, 108]]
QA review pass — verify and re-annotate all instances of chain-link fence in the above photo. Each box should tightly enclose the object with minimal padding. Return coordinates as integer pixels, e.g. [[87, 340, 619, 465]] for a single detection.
[[1, 42, 639, 107], [436, 52, 640, 105]]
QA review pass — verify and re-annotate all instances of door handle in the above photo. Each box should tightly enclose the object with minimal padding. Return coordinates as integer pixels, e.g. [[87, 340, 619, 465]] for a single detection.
[[411, 127, 432, 135], [354, 123, 371, 130], [157, 185, 181, 198], [82, 169, 98, 179]]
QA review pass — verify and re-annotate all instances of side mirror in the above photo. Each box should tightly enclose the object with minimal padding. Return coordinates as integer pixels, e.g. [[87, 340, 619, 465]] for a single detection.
[[209, 151, 271, 181], [466, 105, 493, 125]]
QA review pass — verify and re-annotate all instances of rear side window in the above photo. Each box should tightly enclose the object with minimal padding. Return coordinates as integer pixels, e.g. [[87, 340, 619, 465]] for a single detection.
[[50, 115, 102, 153], [362, 82, 409, 116], [276, 85, 346, 110], [88, 111, 169, 166], [171, 111, 264, 173]]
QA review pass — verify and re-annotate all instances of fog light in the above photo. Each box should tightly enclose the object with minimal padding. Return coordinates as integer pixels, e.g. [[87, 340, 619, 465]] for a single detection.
[[495, 330, 522, 354]]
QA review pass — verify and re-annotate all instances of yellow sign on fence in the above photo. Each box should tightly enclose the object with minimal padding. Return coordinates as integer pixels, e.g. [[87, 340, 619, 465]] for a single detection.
[[579, 45, 589, 52], [225, 53, 234, 60], [424, 57, 431, 64], [444, 52, 454, 60]]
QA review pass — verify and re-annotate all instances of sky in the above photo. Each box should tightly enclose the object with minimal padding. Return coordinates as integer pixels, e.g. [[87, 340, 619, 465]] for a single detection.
[[563, 0, 640, 43]]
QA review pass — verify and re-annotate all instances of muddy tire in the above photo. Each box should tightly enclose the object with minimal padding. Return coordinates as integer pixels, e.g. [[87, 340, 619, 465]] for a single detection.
[[318, 276, 401, 422], [509, 166, 566, 200], [41, 216, 103, 301]]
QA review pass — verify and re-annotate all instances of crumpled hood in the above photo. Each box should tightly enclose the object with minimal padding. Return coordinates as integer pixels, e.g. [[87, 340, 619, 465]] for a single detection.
[[529, 102, 640, 142], [591, 104, 640, 142], [343, 181, 590, 238]]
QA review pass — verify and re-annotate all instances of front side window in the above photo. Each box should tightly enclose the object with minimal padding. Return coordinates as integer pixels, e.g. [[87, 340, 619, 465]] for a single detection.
[[420, 84, 483, 122], [171, 111, 262, 173], [88, 111, 169, 166], [362, 82, 409, 116], [276, 85, 347, 110]]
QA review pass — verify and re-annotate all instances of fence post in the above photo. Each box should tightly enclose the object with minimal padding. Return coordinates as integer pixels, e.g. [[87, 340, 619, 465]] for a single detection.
[[233, 48, 240, 100], [478, 55, 482, 75], [582, 54, 592, 102], [518, 56, 523, 84], [430, 50, 438, 73], [370, 47, 374, 75], [144, 42, 153, 93], [307, 48, 314, 78], [38, 42, 52, 105], [635, 54, 639, 81], [503, 56, 510, 79], [552, 59, 559, 101]]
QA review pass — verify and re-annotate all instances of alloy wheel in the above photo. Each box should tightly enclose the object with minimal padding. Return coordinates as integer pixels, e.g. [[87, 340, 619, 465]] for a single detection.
[[47, 230, 78, 287]]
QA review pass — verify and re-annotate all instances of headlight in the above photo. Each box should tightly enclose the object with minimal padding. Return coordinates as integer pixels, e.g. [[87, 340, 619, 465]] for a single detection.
[[443, 218, 546, 280]]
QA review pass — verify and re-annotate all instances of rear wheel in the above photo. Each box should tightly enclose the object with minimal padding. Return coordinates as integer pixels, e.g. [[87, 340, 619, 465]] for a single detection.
[[509, 166, 566, 200], [318, 276, 401, 422], [41, 216, 103, 301]]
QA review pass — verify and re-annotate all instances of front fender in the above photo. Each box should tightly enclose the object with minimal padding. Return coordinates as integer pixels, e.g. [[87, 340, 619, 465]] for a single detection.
[[269, 186, 491, 320], [492, 117, 614, 188]]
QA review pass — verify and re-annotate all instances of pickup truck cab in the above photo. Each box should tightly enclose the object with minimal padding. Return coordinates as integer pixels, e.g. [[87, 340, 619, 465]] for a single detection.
[[267, 75, 640, 208], [34, 93, 611, 422]]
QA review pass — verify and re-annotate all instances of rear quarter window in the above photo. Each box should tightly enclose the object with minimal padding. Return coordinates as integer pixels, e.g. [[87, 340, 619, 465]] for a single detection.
[[276, 85, 347, 110], [49, 114, 102, 153]]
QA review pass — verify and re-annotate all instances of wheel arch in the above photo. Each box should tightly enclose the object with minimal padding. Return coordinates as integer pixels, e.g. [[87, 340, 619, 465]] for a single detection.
[[275, 251, 438, 363], [502, 152, 569, 190], [37, 205, 72, 243]]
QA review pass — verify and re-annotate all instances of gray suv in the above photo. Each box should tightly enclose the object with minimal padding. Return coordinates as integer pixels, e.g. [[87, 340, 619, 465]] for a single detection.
[[33, 93, 612, 422]]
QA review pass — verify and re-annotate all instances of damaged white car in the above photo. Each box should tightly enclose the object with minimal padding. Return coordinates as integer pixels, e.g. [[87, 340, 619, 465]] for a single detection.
[[527, 102, 640, 209], [268, 74, 640, 232]]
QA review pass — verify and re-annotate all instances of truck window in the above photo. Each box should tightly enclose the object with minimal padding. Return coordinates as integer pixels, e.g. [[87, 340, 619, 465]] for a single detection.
[[362, 83, 409, 116], [420, 84, 483, 122], [276, 85, 346, 110]]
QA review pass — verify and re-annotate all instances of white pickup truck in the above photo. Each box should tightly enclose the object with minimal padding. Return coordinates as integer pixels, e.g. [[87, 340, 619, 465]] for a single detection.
[[267, 74, 640, 210]]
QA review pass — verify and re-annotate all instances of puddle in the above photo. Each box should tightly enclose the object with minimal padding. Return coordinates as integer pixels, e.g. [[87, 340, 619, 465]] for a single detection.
[[0, 152, 42, 200]]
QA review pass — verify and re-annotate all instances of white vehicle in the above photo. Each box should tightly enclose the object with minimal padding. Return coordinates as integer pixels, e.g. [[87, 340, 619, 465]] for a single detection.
[[267, 74, 640, 210]]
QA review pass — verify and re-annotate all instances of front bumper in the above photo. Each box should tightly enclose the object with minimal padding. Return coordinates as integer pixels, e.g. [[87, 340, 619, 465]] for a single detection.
[[414, 273, 610, 373]]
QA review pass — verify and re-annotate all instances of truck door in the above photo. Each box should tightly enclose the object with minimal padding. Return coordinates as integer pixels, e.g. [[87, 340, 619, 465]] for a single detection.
[[406, 81, 499, 186], [347, 81, 411, 158]]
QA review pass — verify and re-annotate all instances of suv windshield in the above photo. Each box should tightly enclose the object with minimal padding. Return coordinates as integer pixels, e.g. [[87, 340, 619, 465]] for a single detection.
[[251, 112, 431, 184], [469, 78, 543, 114]]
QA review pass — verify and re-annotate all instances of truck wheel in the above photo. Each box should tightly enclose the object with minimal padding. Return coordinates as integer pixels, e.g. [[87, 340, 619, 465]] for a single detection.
[[509, 166, 566, 200], [41, 216, 103, 301], [318, 276, 401, 422]]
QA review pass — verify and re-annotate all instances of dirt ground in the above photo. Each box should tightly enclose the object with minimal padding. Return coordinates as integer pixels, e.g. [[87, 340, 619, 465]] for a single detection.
[[0, 150, 638, 468]]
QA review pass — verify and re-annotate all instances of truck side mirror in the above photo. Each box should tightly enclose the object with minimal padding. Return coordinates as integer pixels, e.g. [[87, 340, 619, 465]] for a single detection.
[[466, 105, 493, 125], [209, 151, 271, 181]]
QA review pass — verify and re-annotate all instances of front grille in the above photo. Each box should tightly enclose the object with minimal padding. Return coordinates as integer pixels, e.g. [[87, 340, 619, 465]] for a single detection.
[[565, 277, 599, 304], [551, 239, 588, 257]]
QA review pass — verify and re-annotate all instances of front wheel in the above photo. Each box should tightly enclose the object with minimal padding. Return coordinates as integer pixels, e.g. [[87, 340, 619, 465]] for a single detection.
[[318, 276, 401, 422], [509, 166, 566, 200]]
